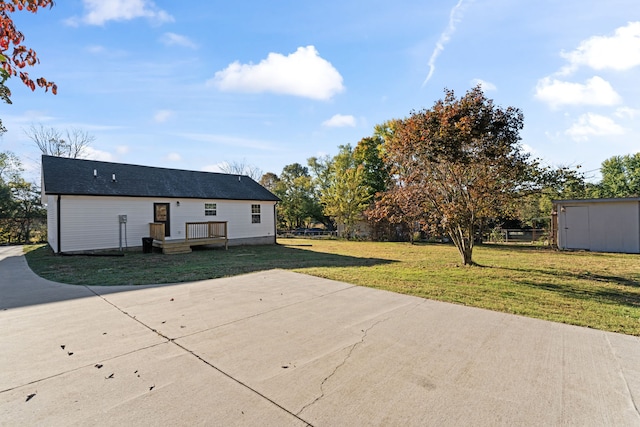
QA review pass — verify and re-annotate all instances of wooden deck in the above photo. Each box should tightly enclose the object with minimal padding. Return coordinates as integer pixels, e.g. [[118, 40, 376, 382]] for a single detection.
[[150, 221, 228, 254]]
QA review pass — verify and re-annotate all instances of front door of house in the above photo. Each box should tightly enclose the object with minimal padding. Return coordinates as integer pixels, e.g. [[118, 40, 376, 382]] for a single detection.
[[154, 203, 171, 237]]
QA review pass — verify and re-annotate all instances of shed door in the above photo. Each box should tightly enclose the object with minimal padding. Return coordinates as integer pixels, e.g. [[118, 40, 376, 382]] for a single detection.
[[154, 203, 171, 237], [563, 206, 589, 250]]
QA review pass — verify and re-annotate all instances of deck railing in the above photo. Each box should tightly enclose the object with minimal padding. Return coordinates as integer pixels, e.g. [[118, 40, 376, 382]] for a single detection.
[[150, 221, 228, 242], [186, 221, 227, 240]]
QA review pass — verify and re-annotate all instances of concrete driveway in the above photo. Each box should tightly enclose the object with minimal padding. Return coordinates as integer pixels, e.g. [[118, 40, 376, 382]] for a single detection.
[[1, 245, 639, 426]]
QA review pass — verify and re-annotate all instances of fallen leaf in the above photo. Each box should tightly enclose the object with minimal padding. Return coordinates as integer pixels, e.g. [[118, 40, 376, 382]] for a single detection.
[[106, 373, 114, 379], [95, 364, 103, 369], [26, 393, 36, 402]]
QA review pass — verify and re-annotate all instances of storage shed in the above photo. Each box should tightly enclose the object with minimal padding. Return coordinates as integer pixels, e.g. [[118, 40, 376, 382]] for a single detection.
[[553, 197, 640, 254], [41, 156, 280, 254]]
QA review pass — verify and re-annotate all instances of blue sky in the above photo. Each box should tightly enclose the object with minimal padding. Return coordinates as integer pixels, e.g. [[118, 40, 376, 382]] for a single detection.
[[1, 0, 639, 182]]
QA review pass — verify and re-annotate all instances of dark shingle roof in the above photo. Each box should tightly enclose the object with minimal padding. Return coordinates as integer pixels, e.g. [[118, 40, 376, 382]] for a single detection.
[[41, 155, 280, 202]]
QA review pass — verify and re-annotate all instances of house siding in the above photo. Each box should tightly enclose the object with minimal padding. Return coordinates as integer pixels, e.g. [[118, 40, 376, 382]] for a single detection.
[[46, 195, 58, 252], [556, 200, 640, 254], [50, 196, 276, 253]]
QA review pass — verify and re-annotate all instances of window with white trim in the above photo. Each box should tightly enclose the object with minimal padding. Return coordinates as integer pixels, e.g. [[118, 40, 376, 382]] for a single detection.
[[205, 203, 217, 216], [251, 204, 261, 223]]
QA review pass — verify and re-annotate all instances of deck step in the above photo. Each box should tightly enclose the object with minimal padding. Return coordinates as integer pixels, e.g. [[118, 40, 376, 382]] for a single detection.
[[162, 245, 192, 255], [151, 236, 228, 255]]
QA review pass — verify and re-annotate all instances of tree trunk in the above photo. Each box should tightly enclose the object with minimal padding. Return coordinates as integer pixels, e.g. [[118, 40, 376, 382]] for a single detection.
[[448, 225, 475, 266], [460, 244, 473, 265]]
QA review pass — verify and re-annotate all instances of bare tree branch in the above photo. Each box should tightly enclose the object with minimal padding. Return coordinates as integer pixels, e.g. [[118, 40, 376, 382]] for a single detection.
[[220, 159, 263, 181], [25, 124, 95, 158]]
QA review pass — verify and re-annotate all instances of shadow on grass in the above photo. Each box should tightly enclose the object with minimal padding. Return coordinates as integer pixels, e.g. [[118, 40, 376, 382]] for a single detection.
[[24, 243, 396, 287], [496, 265, 640, 309], [478, 243, 555, 253]]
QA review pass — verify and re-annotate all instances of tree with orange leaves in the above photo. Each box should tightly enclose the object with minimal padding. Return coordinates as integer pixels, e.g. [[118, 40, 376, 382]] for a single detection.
[[375, 86, 534, 265], [0, 0, 57, 104]]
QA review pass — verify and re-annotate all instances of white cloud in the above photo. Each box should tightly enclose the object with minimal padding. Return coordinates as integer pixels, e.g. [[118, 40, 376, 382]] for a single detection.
[[71, 0, 174, 26], [521, 144, 536, 155], [201, 163, 226, 173], [615, 106, 640, 119], [423, 0, 473, 86], [470, 78, 496, 91], [208, 46, 345, 101], [166, 152, 182, 162], [153, 109, 174, 123], [160, 33, 198, 49], [560, 21, 640, 75], [84, 147, 115, 162], [10, 110, 56, 124], [565, 113, 625, 142], [116, 145, 130, 154], [322, 114, 356, 128], [534, 76, 622, 108]]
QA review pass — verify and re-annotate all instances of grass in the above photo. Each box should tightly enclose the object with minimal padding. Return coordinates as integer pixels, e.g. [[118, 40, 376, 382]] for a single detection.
[[24, 239, 640, 336]]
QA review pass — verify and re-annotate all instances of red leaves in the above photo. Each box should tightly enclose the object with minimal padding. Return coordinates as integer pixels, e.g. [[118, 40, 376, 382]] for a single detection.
[[0, 0, 56, 100]]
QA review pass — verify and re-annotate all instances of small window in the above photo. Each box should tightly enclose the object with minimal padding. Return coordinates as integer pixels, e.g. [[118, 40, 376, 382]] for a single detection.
[[251, 204, 261, 223], [205, 203, 217, 216]]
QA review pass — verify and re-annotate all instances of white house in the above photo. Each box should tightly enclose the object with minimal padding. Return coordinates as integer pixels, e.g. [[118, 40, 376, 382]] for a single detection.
[[41, 156, 280, 254], [553, 198, 640, 254]]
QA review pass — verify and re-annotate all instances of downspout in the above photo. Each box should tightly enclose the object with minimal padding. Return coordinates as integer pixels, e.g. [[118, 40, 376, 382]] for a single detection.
[[56, 194, 61, 254], [274, 202, 278, 244]]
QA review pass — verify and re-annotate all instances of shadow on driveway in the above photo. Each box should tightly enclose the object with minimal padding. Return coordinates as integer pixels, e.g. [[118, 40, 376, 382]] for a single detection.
[[5, 244, 395, 310]]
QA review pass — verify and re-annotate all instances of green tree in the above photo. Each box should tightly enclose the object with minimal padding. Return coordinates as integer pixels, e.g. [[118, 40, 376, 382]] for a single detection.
[[599, 153, 640, 198], [271, 163, 325, 229], [0, 150, 44, 243], [259, 172, 280, 193], [318, 145, 372, 238], [0, 151, 22, 222], [0, 150, 22, 181], [376, 86, 534, 265], [353, 135, 389, 198], [8, 177, 45, 243], [307, 154, 333, 194], [516, 165, 590, 230]]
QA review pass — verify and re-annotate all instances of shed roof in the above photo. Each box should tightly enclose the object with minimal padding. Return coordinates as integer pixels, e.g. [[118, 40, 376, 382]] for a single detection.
[[553, 197, 640, 204], [41, 155, 280, 202]]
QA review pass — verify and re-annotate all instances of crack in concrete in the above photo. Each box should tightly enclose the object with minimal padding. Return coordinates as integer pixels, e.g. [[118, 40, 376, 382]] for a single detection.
[[296, 316, 391, 417], [296, 300, 426, 417]]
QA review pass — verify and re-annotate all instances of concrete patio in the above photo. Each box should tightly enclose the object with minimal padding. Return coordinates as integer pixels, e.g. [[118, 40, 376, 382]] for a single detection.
[[1, 245, 639, 426]]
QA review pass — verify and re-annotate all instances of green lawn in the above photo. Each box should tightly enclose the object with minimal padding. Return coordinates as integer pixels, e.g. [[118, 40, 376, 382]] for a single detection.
[[24, 239, 640, 336]]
